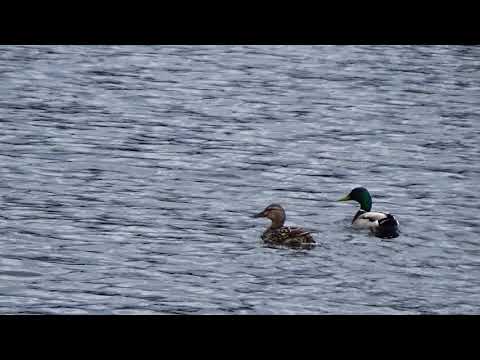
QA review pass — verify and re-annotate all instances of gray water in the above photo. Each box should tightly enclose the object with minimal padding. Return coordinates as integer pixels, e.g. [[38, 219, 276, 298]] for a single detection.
[[0, 45, 479, 314]]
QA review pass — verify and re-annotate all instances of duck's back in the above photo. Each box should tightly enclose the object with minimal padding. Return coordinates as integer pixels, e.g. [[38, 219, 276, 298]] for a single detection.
[[262, 226, 315, 247]]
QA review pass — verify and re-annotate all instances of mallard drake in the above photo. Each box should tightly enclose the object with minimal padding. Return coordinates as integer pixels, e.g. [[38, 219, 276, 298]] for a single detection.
[[252, 204, 315, 248], [337, 187, 399, 239]]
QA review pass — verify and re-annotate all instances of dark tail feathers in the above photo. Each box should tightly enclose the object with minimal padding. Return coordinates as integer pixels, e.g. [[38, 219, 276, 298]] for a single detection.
[[375, 214, 399, 239]]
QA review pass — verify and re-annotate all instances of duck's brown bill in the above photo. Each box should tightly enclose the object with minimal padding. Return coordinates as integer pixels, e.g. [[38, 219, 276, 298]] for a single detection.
[[252, 211, 266, 218]]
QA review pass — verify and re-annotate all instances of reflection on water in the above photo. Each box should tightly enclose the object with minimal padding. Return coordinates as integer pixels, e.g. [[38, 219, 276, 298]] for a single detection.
[[0, 45, 479, 314]]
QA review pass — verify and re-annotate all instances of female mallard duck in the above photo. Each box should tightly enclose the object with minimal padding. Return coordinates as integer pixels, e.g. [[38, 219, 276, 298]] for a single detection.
[[337, 187, 399, 239], [252, 204, 315, 248]]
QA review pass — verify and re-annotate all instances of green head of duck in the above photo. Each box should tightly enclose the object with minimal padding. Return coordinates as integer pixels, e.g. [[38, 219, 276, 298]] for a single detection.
[[337, 187, 372, 211]]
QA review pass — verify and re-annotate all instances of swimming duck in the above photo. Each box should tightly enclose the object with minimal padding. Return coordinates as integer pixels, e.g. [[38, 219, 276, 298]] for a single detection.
[[337, 187, 399, 239], [252, 204, 315, 248]]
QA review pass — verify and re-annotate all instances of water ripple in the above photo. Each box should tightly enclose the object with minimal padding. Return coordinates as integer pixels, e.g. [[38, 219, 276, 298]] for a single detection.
[[0, 45, 479, 314]]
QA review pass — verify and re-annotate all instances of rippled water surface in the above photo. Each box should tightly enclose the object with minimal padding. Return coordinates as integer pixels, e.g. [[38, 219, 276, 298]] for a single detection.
[[0, 45, 479, 314]]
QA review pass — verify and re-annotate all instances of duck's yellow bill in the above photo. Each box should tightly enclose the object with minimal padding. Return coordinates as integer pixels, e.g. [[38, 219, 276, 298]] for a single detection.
[[337, 194, 351, 202]]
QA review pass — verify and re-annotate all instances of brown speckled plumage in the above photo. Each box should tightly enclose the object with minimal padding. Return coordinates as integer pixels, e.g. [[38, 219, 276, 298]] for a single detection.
[[253, 204, 315, 248], [261, 226, 315, 247]]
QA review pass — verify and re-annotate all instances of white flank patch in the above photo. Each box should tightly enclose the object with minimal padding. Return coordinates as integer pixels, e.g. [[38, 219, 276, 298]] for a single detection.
[[353, 212, 388, 230]]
